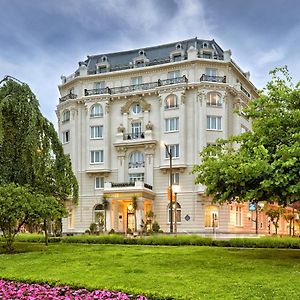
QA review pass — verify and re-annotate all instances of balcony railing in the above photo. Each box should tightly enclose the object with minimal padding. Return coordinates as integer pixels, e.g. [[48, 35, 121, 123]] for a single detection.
[[110, 182, 153, 190], [84, 87, 111, 96], [129, 161, 145, 168], [59, 93, 77, 102], [123, 132, 145, 140], [200, 74, 226, 83], [84, 76, 188, 96]]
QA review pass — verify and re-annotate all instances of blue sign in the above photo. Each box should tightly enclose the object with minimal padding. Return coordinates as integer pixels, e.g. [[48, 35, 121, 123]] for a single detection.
[[248, 202, 257, 212]]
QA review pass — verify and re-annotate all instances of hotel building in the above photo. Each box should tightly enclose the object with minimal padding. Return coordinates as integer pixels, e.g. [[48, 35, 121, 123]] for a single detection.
[[57, 38, 293, 236]]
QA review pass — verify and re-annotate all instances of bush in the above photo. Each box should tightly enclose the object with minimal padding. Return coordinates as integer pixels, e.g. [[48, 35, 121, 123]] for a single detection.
[[152, 221, 160, 233]]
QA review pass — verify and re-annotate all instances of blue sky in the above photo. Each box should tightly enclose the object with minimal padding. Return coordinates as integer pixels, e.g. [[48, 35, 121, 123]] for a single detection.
[[1, 0, 300, 125]]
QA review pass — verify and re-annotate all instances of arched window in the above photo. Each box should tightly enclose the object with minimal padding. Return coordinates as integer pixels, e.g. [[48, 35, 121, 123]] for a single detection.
[[90, 103, 103, 118], [206, 92, 222, 107], [132, 103, 141, 114], [94, 204, 104, 226], [165, 94, 178, 109], [129, 151, 144, 168], [168, 202, 182, 223], [62, 110, 70, 123]]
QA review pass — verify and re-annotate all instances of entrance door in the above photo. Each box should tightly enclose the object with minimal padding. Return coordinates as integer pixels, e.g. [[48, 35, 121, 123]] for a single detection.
[[127, 212, 135, 232]]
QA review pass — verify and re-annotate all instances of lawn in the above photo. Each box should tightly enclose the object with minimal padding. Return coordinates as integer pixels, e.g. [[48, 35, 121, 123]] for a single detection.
[[0, 243, 299, 299]]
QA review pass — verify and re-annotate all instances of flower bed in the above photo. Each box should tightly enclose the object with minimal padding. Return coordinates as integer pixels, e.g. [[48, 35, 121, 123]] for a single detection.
[[0, 279, 148, 300]]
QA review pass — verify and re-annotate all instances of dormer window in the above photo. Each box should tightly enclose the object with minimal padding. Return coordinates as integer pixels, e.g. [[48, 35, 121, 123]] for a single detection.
[[135, 60, 145, 68], [101, 56, 107, 62], [203, 42, 208, 48], [176, 43, 182, 50], [138, 49, 145, 56]]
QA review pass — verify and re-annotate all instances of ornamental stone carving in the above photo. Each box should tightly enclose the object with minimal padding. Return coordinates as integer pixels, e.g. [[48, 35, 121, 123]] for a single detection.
[[145, 121, 153, 131], [117, 124, 125, 133], [121, 96, 151, 114]]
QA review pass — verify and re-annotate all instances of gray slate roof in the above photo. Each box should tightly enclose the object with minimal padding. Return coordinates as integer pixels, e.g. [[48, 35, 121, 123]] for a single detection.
[[79, 38, 224, 75]]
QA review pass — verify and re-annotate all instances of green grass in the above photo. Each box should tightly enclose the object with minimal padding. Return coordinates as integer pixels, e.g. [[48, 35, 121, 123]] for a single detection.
[[0, 243, 299, 299]]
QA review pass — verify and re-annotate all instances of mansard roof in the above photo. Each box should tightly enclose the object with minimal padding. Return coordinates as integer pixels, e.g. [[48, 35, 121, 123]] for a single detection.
[[79, 38, 224, 75]]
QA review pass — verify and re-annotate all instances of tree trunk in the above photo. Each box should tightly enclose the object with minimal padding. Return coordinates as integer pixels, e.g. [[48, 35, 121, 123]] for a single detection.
[[44, 219, 48, 246]]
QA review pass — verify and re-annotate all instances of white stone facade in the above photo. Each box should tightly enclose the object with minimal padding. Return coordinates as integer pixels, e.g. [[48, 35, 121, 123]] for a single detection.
[[57, 39, 266, 235]]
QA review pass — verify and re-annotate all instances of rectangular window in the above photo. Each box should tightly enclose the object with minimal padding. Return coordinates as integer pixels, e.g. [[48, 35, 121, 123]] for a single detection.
[[90, 150, 104, 164], [129, 173, 144, 183], [207, 116, 222, 130], [205, 68, 217, 76], [235, 206, 242, 226], [165, 144, 179, 159], [95, 81, 105, 92], [203, 52, 212, 59], [90, 125, 103, 139], [171, 173, 180, 185], [168, 70, 181, 84], [131, 76, 142, 91], [62, 130, 70, 144], [95, 177, 104, 189], [98, 66, 107, 73], [165, 117, 179, 132]]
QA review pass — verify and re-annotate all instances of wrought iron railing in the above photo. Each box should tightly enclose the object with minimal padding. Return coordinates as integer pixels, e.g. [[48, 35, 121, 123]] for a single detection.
[[110, 182, 153, 190], [84, 87, 111, 96], [144, 183, 153, 190], [129, 162, 145, 168], [84, 76, 188, 96], [123, 132, 145, 140], [111, 182, 135, 188], [59, 93, 77, 102], [200, 74, 226, 83]]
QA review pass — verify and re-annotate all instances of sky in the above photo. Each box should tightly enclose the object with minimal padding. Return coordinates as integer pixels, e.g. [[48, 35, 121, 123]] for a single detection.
[[1, 0, 300, 125]]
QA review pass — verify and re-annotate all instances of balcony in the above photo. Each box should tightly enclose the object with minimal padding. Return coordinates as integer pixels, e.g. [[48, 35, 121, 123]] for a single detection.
[[200, 74, 226, 83], [84, 76, 188, 97], [123, 132, 145, 140], [129, 161, 145, 168], [59, 93, 77, 103], [240, 85, 251, 98]]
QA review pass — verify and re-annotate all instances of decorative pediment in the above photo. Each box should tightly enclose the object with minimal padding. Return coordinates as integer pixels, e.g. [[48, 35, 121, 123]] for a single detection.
[[121, 96, 151, 114]]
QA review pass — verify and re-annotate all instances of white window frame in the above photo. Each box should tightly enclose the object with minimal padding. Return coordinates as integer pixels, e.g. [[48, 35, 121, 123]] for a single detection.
[[129, 151, 145, 168], [90, 125, 103, 139], [165, 94, 179, 109], [129, 173, 144, 183], [95, 177, 104, 189], [207, 116, 222, 131], [168, 202, 181, 223], [206, 92, 222, 107], [165, 144, 179, 159], [62, 130, 70, 144], [235, 206, 243, 226], [165, 117, 179, 132], [132, 103, 141, 114], [90, 150, 104, 164], [90, 103, 103, 118], [171, 172, 179, 185], [62, 110, 70, 124], [131, 76, 142, 91]]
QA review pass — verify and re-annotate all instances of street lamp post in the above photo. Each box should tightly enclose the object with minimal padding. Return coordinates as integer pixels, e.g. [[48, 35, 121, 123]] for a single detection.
[[164, 144, 173, 234], [173, 185, 180, 235]]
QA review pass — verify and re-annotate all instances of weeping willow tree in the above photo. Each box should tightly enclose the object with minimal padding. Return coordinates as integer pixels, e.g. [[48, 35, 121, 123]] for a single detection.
[[0, 77, 78, 247]]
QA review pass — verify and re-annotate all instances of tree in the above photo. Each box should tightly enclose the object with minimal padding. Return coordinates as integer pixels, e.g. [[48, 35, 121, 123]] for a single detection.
[[0, 78, 78, 247], [193, 67, 300, 206], [0, 184, 65, 252], [264, 204, 285, 235], [132, 195, 138, 232]]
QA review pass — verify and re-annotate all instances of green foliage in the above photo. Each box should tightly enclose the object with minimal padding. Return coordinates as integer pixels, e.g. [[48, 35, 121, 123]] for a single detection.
[[0, 79, 78, 201], [0, 79, 77, 250], [0, 184, 65, 252], [193, 67, 300, 206], [152, 221, 160, 233], [0, 243, 299, 299]]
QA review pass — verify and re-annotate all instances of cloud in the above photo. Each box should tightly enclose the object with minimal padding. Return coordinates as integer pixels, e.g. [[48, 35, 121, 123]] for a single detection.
[[256, 48, 285, 65]]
